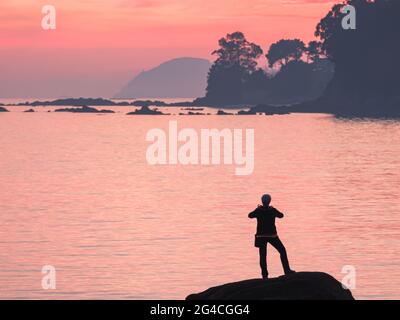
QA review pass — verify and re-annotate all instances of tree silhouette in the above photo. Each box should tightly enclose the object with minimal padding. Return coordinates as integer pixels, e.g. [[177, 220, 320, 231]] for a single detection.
[[316, 0, 400, 107], [204, 32, 263, 104], [196, 0, 399, 115], [196, 32, 334, 106], [266, 39, 305, 68], [305, 41, 323, 63], [211, 32, 263, 72]]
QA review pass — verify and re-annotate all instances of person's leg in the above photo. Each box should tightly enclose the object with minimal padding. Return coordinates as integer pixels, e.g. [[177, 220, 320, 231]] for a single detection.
[[258, 245, 268, 278], [268, 237, 294, 274]]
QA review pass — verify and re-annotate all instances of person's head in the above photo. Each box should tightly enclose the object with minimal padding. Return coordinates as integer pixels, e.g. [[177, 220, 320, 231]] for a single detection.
[[261, 194, 272, 207]]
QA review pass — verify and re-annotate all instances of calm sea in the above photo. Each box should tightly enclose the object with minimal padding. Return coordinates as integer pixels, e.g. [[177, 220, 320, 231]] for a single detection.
[[0, 105, 399, 299]]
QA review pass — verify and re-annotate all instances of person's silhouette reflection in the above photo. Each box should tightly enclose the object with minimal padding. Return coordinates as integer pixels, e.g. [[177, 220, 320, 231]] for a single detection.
[[249, 194, 295, 279]]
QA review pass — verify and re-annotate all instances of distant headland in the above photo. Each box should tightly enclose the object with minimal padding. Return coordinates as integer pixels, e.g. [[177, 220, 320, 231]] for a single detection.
[[114, 57, 211, 99]]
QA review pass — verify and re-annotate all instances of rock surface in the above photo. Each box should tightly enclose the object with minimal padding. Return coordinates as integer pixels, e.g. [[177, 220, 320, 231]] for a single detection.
[[0, 106, 9, 112], [186, 272, 354, 300]]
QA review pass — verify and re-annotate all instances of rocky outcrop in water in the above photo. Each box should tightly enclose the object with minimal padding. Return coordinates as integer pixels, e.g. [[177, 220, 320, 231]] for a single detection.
[[217, 110, 233, 115], [54, 105, 115, 113], [126, 106, 168, 115], [0, 106, 9, 112], [186, 272, 354, 300]]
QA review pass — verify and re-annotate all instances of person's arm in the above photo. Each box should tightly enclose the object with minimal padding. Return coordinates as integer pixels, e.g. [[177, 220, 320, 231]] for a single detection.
[[248, 207, 259, 219], [272, 207, 284, 218]]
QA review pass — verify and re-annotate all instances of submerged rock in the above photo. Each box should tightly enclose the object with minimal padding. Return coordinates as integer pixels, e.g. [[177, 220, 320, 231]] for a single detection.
[[54, 105, 114, 113], [186, 272, 354, 300]]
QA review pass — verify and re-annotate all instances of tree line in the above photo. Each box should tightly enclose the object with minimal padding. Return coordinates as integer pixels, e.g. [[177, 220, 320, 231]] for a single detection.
[[196, 32, 333, 106], [196, 0, 400, 116]]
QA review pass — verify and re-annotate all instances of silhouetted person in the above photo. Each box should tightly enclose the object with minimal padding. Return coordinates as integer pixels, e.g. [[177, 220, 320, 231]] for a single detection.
[[248, 194, 295, 279]]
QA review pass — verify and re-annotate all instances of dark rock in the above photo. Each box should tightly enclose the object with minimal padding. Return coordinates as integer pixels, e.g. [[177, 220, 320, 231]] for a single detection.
[[255, 104, 291, 115], [24, 109, 35, 113], [186, 272, 354, 300], [178, 112, 206, 116], [182, 107, 204, 111], [237, 109, 257, 115], [129, 99, 197, 108], [126, 106, 168, 115], [187, 111, 205, 115], [217, 109, 233, 115], [131, 100, 168, 107], [54, 105, 114, 113], [0, 106, 9, 112], [236, 104, 292, 115]]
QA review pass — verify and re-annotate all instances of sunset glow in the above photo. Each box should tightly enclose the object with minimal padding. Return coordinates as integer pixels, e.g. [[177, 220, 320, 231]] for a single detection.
[[0, 0, 336, 97]]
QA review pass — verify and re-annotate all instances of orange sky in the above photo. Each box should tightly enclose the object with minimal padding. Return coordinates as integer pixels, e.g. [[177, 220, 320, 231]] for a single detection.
[[0, 0, 336, 98]]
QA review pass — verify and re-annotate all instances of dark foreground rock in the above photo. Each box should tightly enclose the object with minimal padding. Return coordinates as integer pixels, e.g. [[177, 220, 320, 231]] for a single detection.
[[0, 106, 9, 112], [186, 272, 354, 300], [24, 109, 35, 113]]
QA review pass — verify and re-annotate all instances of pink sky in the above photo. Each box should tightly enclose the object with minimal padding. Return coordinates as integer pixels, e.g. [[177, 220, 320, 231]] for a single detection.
[[0, 0, 336, 98]]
